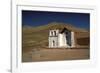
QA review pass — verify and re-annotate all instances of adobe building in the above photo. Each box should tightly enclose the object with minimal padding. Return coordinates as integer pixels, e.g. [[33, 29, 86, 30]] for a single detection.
[[48, 28, 89, 48]]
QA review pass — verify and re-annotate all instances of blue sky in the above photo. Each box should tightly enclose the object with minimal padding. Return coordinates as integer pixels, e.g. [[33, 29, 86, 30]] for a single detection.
[[22, 10, 90, 29]]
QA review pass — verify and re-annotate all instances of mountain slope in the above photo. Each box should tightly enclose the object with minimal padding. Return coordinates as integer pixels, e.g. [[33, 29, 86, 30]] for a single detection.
[[22, 22, 89, 52]]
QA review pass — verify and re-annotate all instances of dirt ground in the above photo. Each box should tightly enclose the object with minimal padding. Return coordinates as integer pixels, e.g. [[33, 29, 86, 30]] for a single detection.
[[22, 48, 89, 62]]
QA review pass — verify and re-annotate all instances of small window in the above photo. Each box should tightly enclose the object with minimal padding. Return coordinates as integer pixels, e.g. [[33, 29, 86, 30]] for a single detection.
[[54, 31, 56, 36], [51, 31, 53, 36]]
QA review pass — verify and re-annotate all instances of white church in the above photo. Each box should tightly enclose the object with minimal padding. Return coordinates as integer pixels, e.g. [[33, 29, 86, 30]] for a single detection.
[[49, 28, 75, 48]]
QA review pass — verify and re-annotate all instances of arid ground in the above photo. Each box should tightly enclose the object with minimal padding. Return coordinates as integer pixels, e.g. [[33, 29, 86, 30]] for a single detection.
[[22, 48, 89, 62]]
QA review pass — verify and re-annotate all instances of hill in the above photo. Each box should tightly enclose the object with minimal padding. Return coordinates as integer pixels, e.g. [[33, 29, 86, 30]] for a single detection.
[[22, 22, 89, 52]]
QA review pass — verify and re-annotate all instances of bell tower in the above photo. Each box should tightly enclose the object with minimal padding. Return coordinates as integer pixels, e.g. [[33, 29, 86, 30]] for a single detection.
[[49, 30, 59, 48]]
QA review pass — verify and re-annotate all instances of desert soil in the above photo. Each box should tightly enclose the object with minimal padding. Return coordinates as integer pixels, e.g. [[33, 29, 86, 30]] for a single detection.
[[22, 48, 89, 62]]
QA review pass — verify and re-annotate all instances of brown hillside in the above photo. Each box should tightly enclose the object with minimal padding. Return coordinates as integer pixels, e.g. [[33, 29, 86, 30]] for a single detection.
[[22, 22, 89, 52]]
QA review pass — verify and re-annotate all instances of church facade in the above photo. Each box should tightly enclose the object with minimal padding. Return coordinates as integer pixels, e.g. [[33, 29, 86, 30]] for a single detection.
[[49, 28, 75, 48]]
